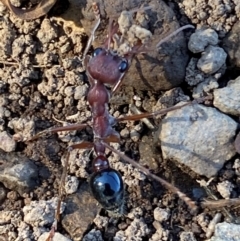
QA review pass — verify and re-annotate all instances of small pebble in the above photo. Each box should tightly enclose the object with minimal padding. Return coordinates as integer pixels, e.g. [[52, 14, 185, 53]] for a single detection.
[[0, 131, 16, 152], [217, 180, 234, 199], [153, 207, 170, 222]]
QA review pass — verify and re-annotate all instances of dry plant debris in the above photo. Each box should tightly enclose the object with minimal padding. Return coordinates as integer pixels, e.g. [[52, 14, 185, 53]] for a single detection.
[[0, 0, 57, 19]]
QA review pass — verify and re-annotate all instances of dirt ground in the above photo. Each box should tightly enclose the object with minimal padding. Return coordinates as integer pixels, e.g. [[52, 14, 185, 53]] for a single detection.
[[0, 0, 240, 241]]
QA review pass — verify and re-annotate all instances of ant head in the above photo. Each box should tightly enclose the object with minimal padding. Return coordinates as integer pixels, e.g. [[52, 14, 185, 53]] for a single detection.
[[86, 9, 153, 89], [87, 47, 129, 86]]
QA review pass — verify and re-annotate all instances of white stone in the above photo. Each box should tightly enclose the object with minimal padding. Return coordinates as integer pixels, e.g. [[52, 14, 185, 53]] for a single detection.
[[207, 222, 240, 241], [38, 232, 71, 241], [197, 45, 227, 74], [153, 208, 170, 222], [213, 76, 240, 115], [188, 29, 218, 53], [159, 104, 237, 177], [216, 180, 234, 199]]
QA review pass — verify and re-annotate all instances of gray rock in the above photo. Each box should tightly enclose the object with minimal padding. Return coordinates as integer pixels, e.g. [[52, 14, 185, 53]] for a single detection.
[[114, 218, 150, 241], [8, 117, 35, 142], [185, 57, 223, 96], [0, 151, 38, 195], [22, 198, 65, 240], [213, 76, 240, 115], [207, 222, 240, 241], [216, 180, 234, 199], [185, 58, 205, 86], [83, 229, 103, 241], [188, 29, 218, 53], [193, 76, 219, 99], [61, 182, 100, 240], [0, 131, 16, 152], [197, 46, 227, 74], [38, 232, 71, 241], [65, 175, 79, 194], [93, 215, 109, 229], [153, 207, 170, 223], [180, 232, 197, 241], [64, 86, 75, 97], [158, 104, 237, 178], [222, 21, 240, 68], [233, 158, 240, 176], [74, 85, 88, 100], [23, 198, 65, 227]]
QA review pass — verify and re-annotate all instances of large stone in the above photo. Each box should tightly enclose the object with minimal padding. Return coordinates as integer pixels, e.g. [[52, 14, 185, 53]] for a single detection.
[[0, 131, 16, 152], [61, 0, 191, 91], [0, 150, 38, 195], [158, 104, 237, 178], [197, 45, 227, 74], [61, 182, 100, 241], [213, 76, 240, 115], [207, 222, 240, 241], [188, 28, 218, 53], [222, 21, 240, 68], [38, 232, 71, 241]]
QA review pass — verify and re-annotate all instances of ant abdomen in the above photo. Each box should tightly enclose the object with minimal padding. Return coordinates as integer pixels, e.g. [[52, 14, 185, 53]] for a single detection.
[[89, 168, 125, 213]]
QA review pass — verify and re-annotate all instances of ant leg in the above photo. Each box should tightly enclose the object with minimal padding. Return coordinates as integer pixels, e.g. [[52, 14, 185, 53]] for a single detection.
[[116, 96, 211, 122], [103, 142, 198, 213], [116, 101, 191, 122], [45, 151, 71, 241], [29, 123, 89, 141], [46, 141, 94, 241]]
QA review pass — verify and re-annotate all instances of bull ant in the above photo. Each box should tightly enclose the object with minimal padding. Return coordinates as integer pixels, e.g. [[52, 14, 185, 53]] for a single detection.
[[30, 3, 200, 240]]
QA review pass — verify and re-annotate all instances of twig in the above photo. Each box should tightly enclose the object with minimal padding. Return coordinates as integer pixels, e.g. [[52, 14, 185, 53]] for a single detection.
[[201, 198, 240, 210]]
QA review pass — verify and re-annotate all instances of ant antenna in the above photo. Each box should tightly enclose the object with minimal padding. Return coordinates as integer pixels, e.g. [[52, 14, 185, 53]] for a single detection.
[[156, 25, 195, 48]]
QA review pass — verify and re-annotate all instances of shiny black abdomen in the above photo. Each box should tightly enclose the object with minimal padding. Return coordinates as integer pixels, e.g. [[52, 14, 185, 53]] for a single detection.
[[90, 169, 124, 213]]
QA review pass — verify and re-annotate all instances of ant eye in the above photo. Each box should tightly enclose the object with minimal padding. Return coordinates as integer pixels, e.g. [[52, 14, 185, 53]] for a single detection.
[[119, 60, 128, 73], [93, 48, 103, 57]]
